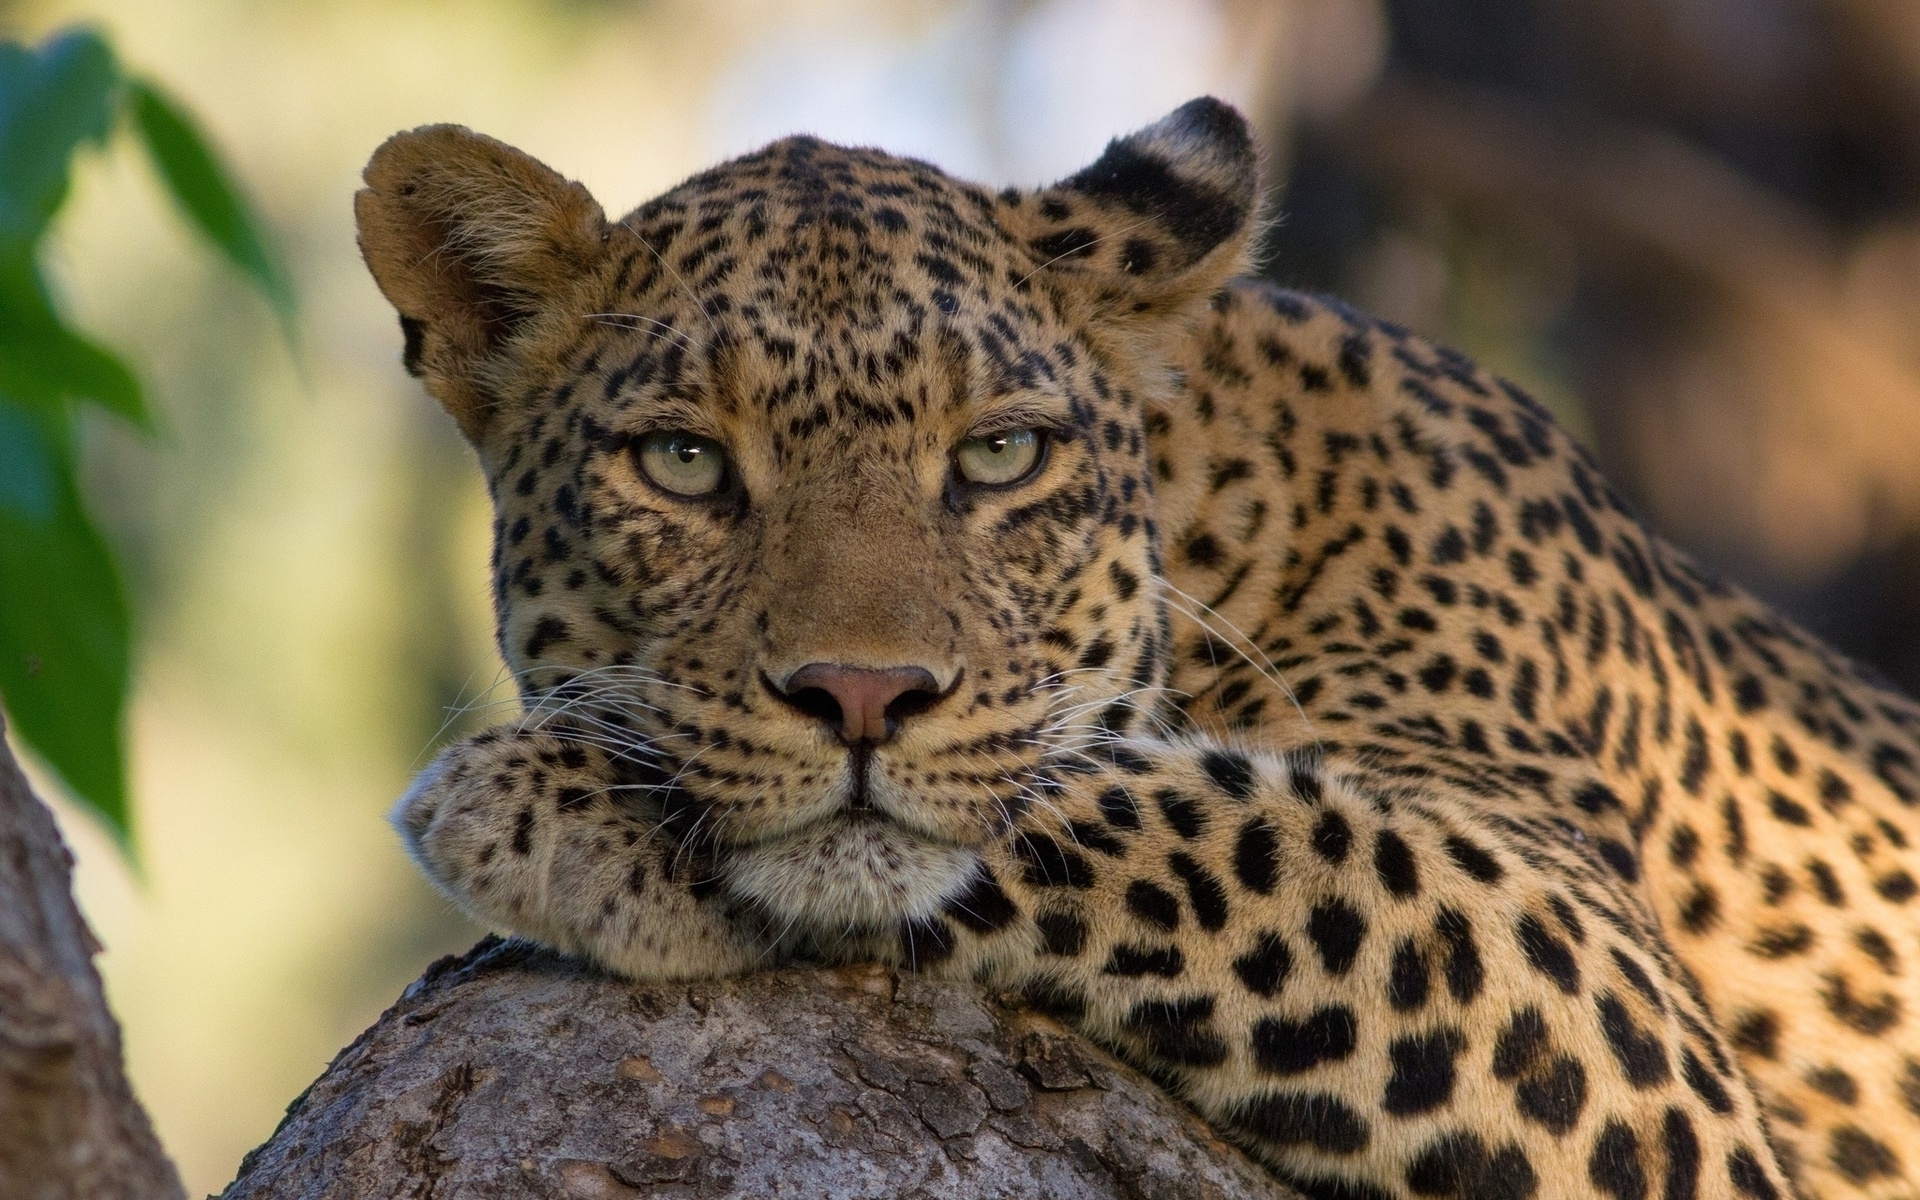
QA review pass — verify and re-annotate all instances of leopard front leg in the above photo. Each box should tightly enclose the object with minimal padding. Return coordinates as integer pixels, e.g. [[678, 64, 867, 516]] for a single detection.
[[393, 724, 770, 980], [903, 744, 1795, 1200]]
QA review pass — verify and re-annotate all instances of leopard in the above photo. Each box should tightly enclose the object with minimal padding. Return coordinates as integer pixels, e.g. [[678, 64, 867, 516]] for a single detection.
[[354, 96, 1920, 1200]]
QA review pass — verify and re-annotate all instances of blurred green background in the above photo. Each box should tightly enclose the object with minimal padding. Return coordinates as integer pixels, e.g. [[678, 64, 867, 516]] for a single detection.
[[2, 0, 1917, 1193]]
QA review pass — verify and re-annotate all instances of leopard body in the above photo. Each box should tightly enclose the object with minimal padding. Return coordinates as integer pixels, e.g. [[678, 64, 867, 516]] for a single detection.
[[355, 98, 1920, 1199]]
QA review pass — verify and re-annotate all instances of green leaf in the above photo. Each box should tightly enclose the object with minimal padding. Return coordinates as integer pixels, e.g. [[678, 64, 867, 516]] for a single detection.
[[0, 398, 55, 522], [0, 396, 132, 846], [0, 252, 145, 422], [128, 77, 295, 332], [0, 27, 120, 249]]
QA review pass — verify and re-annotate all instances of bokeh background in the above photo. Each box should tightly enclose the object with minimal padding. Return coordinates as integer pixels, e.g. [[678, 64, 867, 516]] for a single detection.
[[3, 0, 1918, 1191]]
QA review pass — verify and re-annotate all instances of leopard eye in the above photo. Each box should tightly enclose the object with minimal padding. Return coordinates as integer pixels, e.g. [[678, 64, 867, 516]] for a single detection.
[[635, 430, 727, 496], [956, 428, 1044, 487]]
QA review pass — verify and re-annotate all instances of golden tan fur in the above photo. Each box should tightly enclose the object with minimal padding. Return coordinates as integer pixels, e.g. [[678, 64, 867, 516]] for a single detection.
[[358, 99, 1919, 1198]]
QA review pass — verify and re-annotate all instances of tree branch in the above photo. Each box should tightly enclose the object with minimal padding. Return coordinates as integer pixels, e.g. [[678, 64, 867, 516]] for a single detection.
[[0, 723, 184, 1200], [223, 938, 1299, 1199]]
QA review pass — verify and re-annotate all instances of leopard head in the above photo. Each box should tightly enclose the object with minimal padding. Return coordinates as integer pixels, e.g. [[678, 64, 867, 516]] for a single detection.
[[356, 99, 1261, 933]]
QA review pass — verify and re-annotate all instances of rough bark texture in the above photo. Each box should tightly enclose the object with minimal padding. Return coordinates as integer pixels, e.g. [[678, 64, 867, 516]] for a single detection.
[[224, 937, 1301, 1199], [0, 725, 186, 1200]]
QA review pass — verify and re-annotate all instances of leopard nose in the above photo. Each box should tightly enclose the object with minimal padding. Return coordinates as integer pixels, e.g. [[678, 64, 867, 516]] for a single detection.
[[772, 663, 945, 744]]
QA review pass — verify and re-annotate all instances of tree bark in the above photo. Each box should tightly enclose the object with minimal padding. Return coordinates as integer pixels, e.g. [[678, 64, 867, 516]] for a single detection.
[[223, 937, 1301, 1199], [0, 723, 186, 1200]]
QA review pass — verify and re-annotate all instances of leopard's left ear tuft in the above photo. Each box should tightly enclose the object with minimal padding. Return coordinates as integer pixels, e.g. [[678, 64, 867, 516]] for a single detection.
[[1005, 97, 1262, 318], [355, 124, 609, 444]]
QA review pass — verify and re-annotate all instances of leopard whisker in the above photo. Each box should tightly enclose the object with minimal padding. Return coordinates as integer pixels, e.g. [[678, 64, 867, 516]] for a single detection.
[[1004, 776, 1076, 846], [415, 664, 520, 767], [1035, 675, 1187, 732], [583, 311, 698, 351], [756, 906, 806, 967], [1159, 583, 1323, 755], [616, 218, 722, 346], [1013, 211, 1165, 290], [518, 707, 687, 763]]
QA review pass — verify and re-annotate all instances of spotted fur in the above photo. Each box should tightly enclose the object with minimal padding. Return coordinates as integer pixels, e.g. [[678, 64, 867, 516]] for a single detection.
[[359, 98, 1920, 1199]]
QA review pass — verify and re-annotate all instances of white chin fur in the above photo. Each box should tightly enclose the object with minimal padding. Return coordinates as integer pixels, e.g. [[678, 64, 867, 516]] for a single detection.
[[722, 818, 978, 931]]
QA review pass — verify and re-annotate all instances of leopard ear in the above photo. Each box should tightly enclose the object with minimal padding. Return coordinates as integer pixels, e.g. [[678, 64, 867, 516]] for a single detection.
[[355, 124, 608, 442], [1004, 97, 1261, 322]]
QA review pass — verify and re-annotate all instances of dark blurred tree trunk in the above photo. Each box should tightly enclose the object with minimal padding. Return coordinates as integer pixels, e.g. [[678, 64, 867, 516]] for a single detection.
[[221, 940, 1299, 1200], [0, 723, 184, 1200]]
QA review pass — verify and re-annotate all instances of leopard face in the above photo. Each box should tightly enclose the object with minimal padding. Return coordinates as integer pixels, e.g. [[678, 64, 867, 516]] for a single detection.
[[357, 101, 1260, 933]]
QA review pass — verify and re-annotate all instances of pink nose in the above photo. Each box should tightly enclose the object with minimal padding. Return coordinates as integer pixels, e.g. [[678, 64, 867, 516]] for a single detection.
[[779, 663, 942, 743]]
